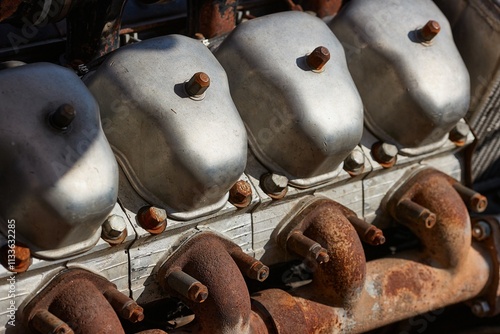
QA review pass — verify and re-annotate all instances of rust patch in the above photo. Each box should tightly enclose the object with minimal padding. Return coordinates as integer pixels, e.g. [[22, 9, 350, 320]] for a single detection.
[[158, 232, 263, 333], [384, 264, 433, 297], [23, 269, 143, 333], [0, 243, 31, 273], [193, 0, 237, 38]]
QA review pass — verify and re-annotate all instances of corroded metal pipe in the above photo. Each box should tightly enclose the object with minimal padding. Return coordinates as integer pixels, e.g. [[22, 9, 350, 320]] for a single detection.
[[23, 269, 142, 334], [251, 169, 493, 333], [278, 198, 367, 308], [158, 232, 268, 334]]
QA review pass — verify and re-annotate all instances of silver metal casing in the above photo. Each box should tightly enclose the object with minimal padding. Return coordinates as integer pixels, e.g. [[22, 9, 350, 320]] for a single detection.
[[215, 11, 364, 187], [330, 0, 470, 154], [0, 63, 119, 259], [85, 35, 248, 220]]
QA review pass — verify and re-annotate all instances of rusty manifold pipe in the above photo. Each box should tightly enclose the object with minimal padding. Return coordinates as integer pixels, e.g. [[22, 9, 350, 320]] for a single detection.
[[277, 198, 370, 309], [22, 269, 144, 334], [157, 231, 269, 334], [251, 168, 493, 333], [188, 0, 237, 38]]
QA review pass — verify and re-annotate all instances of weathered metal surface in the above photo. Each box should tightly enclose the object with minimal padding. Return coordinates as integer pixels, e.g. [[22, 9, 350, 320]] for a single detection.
[[331, 0, 470, 154], [385, 168, 471, 268], [278, 199, 366, 308], [0, 62, 118, 258], [253, 179, 491, 333], [158, 232, 268, 333], [188, 0, 237, 38], [23, 269, 144, 334], [216, 11, 363, 187], [85, 34, 247, 220]]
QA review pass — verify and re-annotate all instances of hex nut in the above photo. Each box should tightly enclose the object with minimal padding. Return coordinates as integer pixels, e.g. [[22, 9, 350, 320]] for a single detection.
[[343, 149, 365, 175], [49, 104, 76, 130], [419, 20, 440, 42], [372, 142, 398, 168], [185, 72, 210, 97], [137, 206, 167, 234], [306, 46, 330, 71], [229, 180, 252, 208], [449, 122, 470, 145], [261, 173, 288, 199]]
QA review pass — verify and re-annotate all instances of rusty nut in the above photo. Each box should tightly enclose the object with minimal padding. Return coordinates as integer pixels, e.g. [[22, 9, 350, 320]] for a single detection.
[[185, 72, 210, 97], [229, 180, 252, 208], [419, 20, 440, 42], [306, 46, 330, 71]]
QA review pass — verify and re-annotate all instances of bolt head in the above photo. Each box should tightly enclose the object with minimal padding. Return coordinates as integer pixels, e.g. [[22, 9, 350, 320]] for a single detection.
[[102, 215, 127, 239], [188, 283, 209, 303], [449, 122, 470, 143], [229, 180, 252, 207], [472, 221, 491, 241], [249, 262, 270, 282], [420, 20, 440, 42], [471, 300, 490, 317], [307, 46, 330, 71], [262, 173, 288, 194], [372, 142, 398, 166], [185, 72, 210, 97], [138, 206, 167, 234], [50, 104, 76, 130], [344, 149, 365, 174]]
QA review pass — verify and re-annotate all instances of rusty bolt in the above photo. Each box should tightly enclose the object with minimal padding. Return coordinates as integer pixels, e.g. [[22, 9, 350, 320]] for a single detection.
[[372, 142, 398, 167], [471, 300, 491, 317], [306, 46, 330, 71], [287, 231, 330, 265], [30, 310, 74, 334], [471, 193, 488, 213], [250, 262, 270, 282], [1, 243, 31, 273], [167, 270, 209, 304], [261, 173, 288, 198], [343, 149, 365, 176], [452, 183, 488, 213], [419, 20, 441, 42], [103, 288, 145, 323], [231, 250, 270, 282], [313, 246, 330, 264], [137, 206, 167, 234], [472, 221, 491, 241], [50, 103, 76, 129], [185, 72, 210, 97], [229, 180, 252, 208], [365, 228, 386, 246], [396, 198, 437, 228], [188, 283, 209, 303], [102, 215, 127, 240], [449, 122, 470, 145]]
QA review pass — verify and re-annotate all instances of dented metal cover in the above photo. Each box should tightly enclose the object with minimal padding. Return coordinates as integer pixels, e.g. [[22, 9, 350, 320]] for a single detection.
[[330, 0, 470, 154], [0, 63, 119, 258], [215, 11, 364, 187], [85, 35, 247, 219]]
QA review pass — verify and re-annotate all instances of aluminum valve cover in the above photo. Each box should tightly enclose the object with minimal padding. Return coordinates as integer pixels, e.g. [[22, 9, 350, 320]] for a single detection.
[[330, 0, 470, 154], [215, 11, 364, 187], [0, 63, 119, 259], [85, 35, 247, 220]]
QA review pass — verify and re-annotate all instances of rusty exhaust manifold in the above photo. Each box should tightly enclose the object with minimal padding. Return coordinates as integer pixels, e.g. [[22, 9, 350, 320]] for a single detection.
[[22, 269, 144, 334], [157, 232, 269, 334], [251, 168, 494, 333]]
